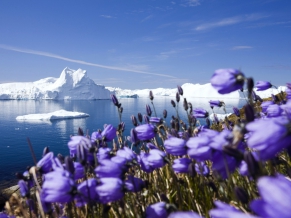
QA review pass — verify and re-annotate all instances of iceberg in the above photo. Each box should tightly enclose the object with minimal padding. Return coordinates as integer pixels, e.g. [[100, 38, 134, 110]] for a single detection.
[[16, 110, 89, 121], [0, 67, 113, 100]]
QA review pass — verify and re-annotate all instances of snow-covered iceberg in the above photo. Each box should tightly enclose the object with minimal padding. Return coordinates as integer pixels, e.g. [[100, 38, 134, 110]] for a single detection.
[[16, 110, 89, 121], [107, 83, 286, 100], [0, 67, 113, 100]]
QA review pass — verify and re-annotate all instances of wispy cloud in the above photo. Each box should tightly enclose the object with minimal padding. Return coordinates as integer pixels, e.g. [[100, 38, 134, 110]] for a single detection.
[[100, 15, 114, 19], [231, 46, 253, 50], [141, 15, 153, 22], [0, 44, 176, 78], [94, 78, 125, 85], [156, 50, 177, 60], [181, 0, 201, 7], [247, 20, 291, 28], [195, 14, 268, 31]]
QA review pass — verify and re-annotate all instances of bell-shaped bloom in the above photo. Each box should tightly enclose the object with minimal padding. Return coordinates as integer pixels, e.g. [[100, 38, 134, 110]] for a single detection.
[[42, 170, 76, 203], [111, 155, 128, 166], [18, 180, 29, 197], [73, 162, 85, 180], [97, 147, 111, 161], [211, 151, 237, 179], [209, 100, 223, 108], [164, 137, 187, 156], [192, 108, 209, 118], [37, 152, 54, 174], [261, 101, 274, 113], [95, 178, 124, 204], [146, 202, 168, 218], [266, 104, 283, 117], [150, 117, 162, 123], [95, 159, 125, 178], [138, 150, 166, 173], [209, 130, 232, 151], [101, 124, 116, 141], [186, 136, 212, 161], [172, 158, 191, 173], [209, 201, 257, 218], [76, 178, 98, 207], [238, 161, 248, 176], [246, 118, 291, 160], [91, 131, 102, 143], [68, 136, 91, 156], [135, 124, 155, 140], [210, 69, 245, 94], [250, 174, 291, 218], [125, 175, 145, 192], [169, 211, 203, 218], [116, 146, 136, 161], [256, 81, 272, 91], [286, 88, 291, 100], [195, 162, 209, 176]]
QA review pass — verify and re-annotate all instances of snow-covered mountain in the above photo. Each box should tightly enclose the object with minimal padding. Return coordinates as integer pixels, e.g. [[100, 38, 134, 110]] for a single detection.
[[0, 67, 113, 100], [107, 83, 286, 100]]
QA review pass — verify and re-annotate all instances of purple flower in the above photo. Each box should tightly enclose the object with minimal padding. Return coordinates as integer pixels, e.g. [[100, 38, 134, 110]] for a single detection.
[[211, 151, 237, 179], [246, 118, 291, 160], [101, 124, 116, 141], [186, 136, 212, 161], [169, 211, 203, 218], [266, 104, 283, 117], [129, 128, 139, 144], [95, 178, 124, 204], [261, 101, 274, 113], [250, 174, 291, 218], [116, 146, 137, 161], [209, 100, 223, 108], [110, 94, 119, 107], [256, 81, 272, 91], [95, 159, 125, 178], [42, 170, 76, 203], [195, 162, 209, 176], [164, 137, 187, 156], [150, 117, 162, 123], [286, 88, 291, 100], [239, 161, 248, 176], [76, 178, 98, 206], [18, 180, 29, 197], [37, 152, 54, 174], [97, 147, 111, 161], [138, 150, 167, 173], [146, 104, 152, 116], [68, 136, 91, 156], [91, 131, 102, 143], [192, 108, 209, 118], [210, 201, 257, 218], [135, 124, 155, 140], [209, 130, 232, 151], [73, 162, 85, 180], [172, 158, 191, 173], [146, 202, 168, 218], [210, 69, 245, 94], [125, 175, 145, 192]]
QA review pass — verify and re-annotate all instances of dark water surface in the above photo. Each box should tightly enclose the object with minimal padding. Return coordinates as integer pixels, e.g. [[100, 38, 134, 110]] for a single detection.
[[0, 97, 244, 189]]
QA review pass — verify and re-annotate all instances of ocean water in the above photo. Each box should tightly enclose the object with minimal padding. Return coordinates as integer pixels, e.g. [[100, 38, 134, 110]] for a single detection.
[[0, 97, 245, 189]]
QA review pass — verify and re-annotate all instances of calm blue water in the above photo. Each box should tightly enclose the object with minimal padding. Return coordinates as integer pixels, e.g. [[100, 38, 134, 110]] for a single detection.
[[0, 97, 245, 189]]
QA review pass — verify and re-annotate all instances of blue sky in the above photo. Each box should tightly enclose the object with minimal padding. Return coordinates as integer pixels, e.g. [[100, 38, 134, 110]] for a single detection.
[[0, 0, 290, 89]]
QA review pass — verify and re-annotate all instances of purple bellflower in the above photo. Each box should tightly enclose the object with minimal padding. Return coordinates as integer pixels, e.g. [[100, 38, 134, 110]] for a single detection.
[[95, 177, 124, 204], [210, 69, 245, 94], [68, 136, 91, 156], [37, 152, 54, 174], [146, 202, 168, 218], [135, 124, 155, 140], [256, 81, 272, 91], [186, 136, 212, 161], [18, 180, 29, 197], [286, 88, 291, 100], [250, 174, 291, 218], [125, 175, 146, 192], [192, 108, 209, 118], [150, 117, 162, 123], [76, 178, 98, 207], [172, 158, 192, 174], [42, 170, 76, 203], [211, 151, 237, 179], [209, 201, 257, 218], [208, 130, 232, 151], [209, 100, 224, 108], [266, 104, 283, 117], [169, 211, 203, 218], [233, 107, 240, 117], [246, 118, 291, 160], [261, 101, 274, 113], [91, 131, 102, 143], [164, 137, 187, 156], [138, 150, 166, 173], [96, 147, 111, 161], [195, 162, 210, 176], [116, 146, 136, 161], [101, 124, 116, 141], [95, 159, 125, 178]]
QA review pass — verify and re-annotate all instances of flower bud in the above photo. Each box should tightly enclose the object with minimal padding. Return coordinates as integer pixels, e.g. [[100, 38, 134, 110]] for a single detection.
[[137, 113, 143, 123], [146, 104, 152, 116], [176, 92, 180, 103], [143, 115, 149, 124], [42, 147, 50, 157], [65, 156, 75, 175], [78, 127, 84, 136], [171, 100, 176, 108], [111, 94, 119, 107], [149, 90, 154, 101], [177, 85, 183, 96], [247, 77, 254, 94], [131, 115, 138, 127], [244, 104, 255, 122], [163, 109, 167, 119], [183, 98, 188, 111], [188, 163, 197, 177]]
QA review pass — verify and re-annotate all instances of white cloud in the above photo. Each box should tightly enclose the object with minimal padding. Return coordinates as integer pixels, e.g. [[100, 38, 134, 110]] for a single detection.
[[141, 15, 153, 22], [195, 14, 268, 31], [0, 44, 176, 78], [181, 0, 201, 7], [100, 15, 114, 19], [231, 46, 253, 50]]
